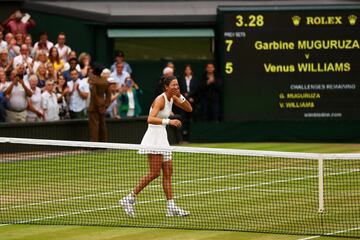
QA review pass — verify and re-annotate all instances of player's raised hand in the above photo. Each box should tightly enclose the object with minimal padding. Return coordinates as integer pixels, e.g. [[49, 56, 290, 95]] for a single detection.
[[169, 119, 182, 128]]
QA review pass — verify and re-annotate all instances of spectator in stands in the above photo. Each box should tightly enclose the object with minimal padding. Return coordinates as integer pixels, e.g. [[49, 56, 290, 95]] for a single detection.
[[15, 64, 28, 80], [101, 68, 111, 80], [35, 63, 47, 89], [26, 74, 43, 122], [24, 34, 36, 58], [78, 52, 91, 78], [0, 67, 6, 122], [36, 41, 49, 53], [166, 61, 176, 75], [32, 50, 47, 74], [63, 58, 82, 81], [88, 62, 111, 142], [2, 10, 36, 35], [198, 62, 222, 122], [4, 33, 13, 47], [34, 32, 53, 53], [55, 74, 69, 119], [3, 71, 32, 122], [41, 80, 59, 121], [64, 51, 80, 71], [0, 67, 7, 89], [6, 34, 20, 59], [0, 48, 12, 75], [179, 64, 198, 141], [0, 29, 7, 49], [15, 32, 23, 46], [105, 77, 119, 119], [46, 62, 57, 82], [48, 46, 64, 73], [8, 69, 17, 83], [101, 69, 115, 116], [68, 68, 89, 119], [110, 50, 132, 74], [110, 62, 130, 89], [13, 44, 32, 71], [118, 77, 142, 118], [55, 32, 71, 63]]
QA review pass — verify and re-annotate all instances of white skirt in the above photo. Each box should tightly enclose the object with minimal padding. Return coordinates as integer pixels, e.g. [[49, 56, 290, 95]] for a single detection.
[[139, 124, 172, 161]]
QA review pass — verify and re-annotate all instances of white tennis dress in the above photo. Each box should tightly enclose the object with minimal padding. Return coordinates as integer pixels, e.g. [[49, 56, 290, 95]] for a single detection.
[[139, 93, 173, 160]]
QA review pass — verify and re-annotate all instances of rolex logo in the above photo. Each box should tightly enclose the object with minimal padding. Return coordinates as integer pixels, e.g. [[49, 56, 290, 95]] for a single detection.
[[348, 15, 357, 25], [292, 15, 301, 26]]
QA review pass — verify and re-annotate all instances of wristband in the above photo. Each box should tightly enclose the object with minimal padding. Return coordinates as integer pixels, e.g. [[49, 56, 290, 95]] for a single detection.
[[179, 94, 186, 103], [162, 118, 170, 125]]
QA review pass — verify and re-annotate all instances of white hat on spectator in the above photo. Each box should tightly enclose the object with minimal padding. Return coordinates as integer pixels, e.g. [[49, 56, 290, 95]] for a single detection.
[[107, 77, 116, 84], [162, 67, 173, 75], [101, 68, 111, 75]]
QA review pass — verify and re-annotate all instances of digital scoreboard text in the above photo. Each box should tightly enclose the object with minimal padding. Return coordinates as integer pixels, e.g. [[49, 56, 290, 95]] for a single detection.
[[218, 6, 360, 121]]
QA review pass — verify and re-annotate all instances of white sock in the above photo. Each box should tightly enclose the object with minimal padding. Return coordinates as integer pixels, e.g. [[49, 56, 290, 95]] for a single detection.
[[167, 199, 175, 208], [128, 192, 135, 199]]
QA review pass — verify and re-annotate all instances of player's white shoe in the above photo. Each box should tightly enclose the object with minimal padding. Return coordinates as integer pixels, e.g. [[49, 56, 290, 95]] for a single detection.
[[166, 205, 190, 217], [119, 195, 135, 217]]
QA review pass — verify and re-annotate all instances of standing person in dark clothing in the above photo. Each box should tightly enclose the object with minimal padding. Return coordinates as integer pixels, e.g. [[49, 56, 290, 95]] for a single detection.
[[199, 62, 222, 122], [179, 64, 198, 142], [88, 62, 111, 142]]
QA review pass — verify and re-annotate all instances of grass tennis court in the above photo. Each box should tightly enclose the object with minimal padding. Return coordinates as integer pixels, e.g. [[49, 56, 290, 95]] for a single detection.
[[1, 142, 360, 240]]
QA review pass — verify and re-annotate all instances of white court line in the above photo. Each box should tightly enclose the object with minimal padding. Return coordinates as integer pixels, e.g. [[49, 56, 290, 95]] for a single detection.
[[1, 168, 358, 226], [298, 226, 360, 240], [0, 167, 291, 211]]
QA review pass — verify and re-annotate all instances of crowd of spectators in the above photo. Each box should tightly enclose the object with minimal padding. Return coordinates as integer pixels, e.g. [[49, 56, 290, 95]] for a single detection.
[[0, 10, 222, 135], [0, 10, 144, 123]]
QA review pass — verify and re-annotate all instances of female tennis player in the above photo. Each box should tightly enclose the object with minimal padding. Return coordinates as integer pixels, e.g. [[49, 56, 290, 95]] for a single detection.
[[120, 75, 192, 217]]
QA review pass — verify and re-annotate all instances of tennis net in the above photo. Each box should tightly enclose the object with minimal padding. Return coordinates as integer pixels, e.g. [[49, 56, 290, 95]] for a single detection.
[[0, 137, 360, 237]]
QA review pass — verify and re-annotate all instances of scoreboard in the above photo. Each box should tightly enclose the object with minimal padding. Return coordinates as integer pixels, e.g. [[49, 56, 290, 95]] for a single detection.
[[218, 6, 360, 121]]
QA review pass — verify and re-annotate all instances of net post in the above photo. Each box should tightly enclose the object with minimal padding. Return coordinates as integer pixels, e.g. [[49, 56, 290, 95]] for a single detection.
[[318, 156, 325, 213]]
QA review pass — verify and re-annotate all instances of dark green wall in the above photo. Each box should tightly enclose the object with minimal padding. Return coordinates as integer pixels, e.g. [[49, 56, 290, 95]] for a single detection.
[[190, 121, 360, 143]]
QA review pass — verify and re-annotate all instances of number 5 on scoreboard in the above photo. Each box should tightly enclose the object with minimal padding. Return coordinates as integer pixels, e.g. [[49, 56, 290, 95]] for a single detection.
[[225, 62, 233, 74], [225, 40, 233, 52]]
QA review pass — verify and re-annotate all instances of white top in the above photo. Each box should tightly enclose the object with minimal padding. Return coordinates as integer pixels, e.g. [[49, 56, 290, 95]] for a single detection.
[[27, 87, 42, 118], [34, 41, 54, 52], [68, 79, 90, 112], [150, 93, 173, 120], [41, 91, 59, 121], [13, 55, 33, 69], [127, 91, 135, 109], [110, 70, 130, 87], [4, 81, 30, 111], [185, 75, 192, 93], [0, 82, 6, 92], [55, 43, 71, 63], [0, 41, 7, 49]]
